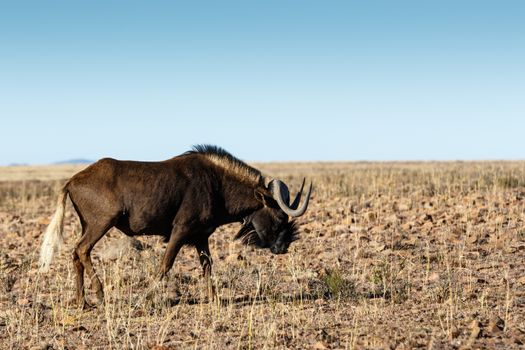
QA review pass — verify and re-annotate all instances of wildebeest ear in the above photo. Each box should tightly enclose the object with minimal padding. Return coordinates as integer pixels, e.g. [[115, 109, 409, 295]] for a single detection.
[[254, 188, 272, 206]]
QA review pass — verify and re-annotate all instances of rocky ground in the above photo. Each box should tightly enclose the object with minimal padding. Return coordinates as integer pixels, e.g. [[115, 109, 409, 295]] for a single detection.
[[1, 162, 525, 349]]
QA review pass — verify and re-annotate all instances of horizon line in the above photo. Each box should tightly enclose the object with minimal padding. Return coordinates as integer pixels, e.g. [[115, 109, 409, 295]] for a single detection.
[[3, 158, 525, 167]]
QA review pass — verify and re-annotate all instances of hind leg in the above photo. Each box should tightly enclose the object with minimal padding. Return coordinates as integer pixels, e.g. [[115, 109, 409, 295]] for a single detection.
[[72, 249, 87, 308], [74, 220, 113, 307], [72, 224, 89, 308]]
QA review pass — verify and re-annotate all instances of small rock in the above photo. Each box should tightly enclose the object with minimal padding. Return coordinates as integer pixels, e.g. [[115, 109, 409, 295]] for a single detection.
[[349, 225, 364, 233], [372, 242, 386, 252], [17, 298, 30, 307], [38, 217, 51, 226], [428, 272, 440, 282], [423, 202, 433, 209], [71, 325, 89, 332], [150, 346, 171, 350], [486, 316, 504, 335], [31, 341, 53, 350], [508, 328, 525, 345], [468, 320, 482, 340], [401, 222, 412, 231], [386, 214, 399, 223], [466, 231, 479, 244], [398, 203, 410, 211], [450, 325, 460, 339], [97, 237, 144, 261], [333, 224, 348, 234], [313, 341, 329, 350], [358, 234, 370, 242]]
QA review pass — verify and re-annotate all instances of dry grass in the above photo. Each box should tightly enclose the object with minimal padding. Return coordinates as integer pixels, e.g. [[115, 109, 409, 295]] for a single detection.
[[0, 164, 87, 182], [1, 162, 525, 349]]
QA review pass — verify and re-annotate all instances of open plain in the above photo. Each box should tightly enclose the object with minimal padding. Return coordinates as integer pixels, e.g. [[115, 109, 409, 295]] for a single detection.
[[1, 161, 525, 349]]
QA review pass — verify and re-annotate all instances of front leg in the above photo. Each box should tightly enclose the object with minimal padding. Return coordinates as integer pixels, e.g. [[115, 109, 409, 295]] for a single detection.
[[195, 239, 216, 301], [158, 227, 186, 279]]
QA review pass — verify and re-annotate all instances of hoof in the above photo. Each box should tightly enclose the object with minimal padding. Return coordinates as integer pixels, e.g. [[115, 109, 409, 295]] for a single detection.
[[205, 282, 217, 303], [74, 298, 96, 311], [93, 290, 105, 306], [69, 296, 92, 310], [156, 271, 167, 282], [82, 301, 96, 311]]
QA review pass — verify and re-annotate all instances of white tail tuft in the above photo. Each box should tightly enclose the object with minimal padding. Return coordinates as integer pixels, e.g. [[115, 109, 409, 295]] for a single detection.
[[39, 188, 68, 272]]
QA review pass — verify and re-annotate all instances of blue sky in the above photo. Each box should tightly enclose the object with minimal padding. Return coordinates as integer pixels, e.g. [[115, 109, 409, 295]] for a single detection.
[[1, 1, 524, 164]]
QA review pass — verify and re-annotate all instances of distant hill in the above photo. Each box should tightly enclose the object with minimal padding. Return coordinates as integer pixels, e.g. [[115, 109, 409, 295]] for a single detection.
[[54, 159, 94, 165]]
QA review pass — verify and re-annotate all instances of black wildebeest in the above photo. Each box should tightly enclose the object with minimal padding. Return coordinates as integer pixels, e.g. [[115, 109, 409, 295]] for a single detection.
[[39, 145, 312, 308]]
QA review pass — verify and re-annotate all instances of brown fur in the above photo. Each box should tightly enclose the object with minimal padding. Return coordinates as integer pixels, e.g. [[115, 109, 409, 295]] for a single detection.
[[41, 145, 302, 308]]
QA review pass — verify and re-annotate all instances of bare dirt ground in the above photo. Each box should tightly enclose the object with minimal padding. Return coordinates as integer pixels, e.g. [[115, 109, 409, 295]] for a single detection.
[[1, 161, 525, 349]]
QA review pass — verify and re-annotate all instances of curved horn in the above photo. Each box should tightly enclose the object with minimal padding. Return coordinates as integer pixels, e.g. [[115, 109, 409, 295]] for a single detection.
[[270, 179, 312, 217], [290, 178, 306, 209]]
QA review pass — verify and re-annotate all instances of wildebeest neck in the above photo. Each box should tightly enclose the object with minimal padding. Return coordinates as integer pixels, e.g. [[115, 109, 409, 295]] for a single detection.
[[215, 169, 264, 224], [191, 145, 265, 223]]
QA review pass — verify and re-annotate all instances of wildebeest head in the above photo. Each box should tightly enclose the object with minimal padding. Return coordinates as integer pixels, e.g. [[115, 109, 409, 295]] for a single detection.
[[236, 178, 312, 254]]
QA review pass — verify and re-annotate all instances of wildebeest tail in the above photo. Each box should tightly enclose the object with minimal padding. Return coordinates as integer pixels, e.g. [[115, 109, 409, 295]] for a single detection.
[[39, 186, 68, 271]]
